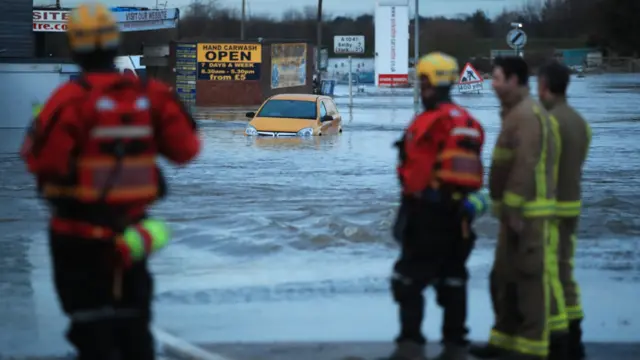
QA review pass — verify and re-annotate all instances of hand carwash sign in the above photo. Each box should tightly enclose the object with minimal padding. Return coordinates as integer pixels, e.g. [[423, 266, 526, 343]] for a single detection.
[[33, 8, 179, 32], [197, 43, 262, 81]]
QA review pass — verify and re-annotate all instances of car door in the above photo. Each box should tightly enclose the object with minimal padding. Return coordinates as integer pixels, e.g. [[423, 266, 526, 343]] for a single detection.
[[324, 98, 342, 134], [318, 101, 333, 134]]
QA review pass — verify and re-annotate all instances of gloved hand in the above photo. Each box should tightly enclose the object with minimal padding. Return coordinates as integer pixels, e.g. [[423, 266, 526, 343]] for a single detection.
[[462, 190, 490, 221], [461, 198, 477, 220], [116, 218, 171, 266]]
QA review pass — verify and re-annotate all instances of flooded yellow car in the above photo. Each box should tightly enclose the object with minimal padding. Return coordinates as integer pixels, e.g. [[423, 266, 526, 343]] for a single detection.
[[245, 94, 343, 137]]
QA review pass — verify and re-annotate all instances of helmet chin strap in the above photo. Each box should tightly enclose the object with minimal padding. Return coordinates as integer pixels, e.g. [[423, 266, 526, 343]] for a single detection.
[[72, 49, 118, 72], [422, 86, 452, 110]]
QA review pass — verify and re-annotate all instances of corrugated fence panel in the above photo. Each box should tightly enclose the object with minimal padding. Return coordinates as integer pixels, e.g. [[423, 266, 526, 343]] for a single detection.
[[0, 0, 34, 57]]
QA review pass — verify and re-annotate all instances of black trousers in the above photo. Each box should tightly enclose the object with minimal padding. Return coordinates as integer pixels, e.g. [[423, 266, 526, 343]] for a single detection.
[[391, 197, 475, 345], [49, 230, 155, 360]]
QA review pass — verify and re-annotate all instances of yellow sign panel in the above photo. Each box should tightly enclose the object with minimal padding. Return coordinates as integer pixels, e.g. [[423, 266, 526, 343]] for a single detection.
[[197, 62, 260, 81], [197, 43, 262, 63]]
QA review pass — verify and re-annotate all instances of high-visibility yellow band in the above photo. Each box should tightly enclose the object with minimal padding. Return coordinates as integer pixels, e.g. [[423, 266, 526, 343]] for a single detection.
[[567, 305, 584, 321], [488, 329, 515, 351], [557, 200, 581, 217], [523, 199, 556, 217], [502, 192, 555, 217], [492, 147, 514, 161], [549, 314, 569, 332], [514, 336, 549, 357], [503, 191, 524, 207]]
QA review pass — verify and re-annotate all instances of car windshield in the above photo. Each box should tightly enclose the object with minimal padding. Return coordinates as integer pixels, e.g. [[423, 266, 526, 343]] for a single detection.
[[257, 99, 317, 119]]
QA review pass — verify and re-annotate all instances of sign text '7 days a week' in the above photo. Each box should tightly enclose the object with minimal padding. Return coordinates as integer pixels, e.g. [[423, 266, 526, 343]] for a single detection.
[[196, 43, 262, 81]]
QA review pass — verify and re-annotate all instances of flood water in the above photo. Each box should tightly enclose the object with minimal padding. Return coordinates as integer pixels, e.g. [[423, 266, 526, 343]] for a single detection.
[[1, 74, 640, 356]]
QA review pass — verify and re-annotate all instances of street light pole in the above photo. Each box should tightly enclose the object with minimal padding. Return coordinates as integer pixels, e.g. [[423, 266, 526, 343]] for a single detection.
[[316, 0, 323, 82], [413, 0, 420, 113], [241, 0, 246, 40]]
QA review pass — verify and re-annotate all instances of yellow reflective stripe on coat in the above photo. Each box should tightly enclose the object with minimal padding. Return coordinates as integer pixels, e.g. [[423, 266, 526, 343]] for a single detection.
[[488, 329, 515, 350], [549, 114, 561, 183], [502, 191, 555, 217], [533, 106, 548, 201], [489, 330, 549, 357], [567, 304, 584, 321], [503, 191, 524, 207], [492, 147, 514, 161], [523, 199, 555, 217], [514, 336, 549, 357], [533, 106, 556, 217], [567, 233, 584, 320], [557, 200, 581, 217], [548, 220, 568, 332]]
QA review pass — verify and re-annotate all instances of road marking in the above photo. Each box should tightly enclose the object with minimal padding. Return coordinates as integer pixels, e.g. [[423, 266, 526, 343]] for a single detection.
[[153, 327, 235, 360]]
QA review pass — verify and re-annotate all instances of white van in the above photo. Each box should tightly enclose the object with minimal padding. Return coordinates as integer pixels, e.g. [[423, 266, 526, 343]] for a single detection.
[[114, 55, 146, 78], [0, 56, 148, 128]]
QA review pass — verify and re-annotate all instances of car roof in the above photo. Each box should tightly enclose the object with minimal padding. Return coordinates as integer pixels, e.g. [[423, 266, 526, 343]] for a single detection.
[[269, 94, 323, 102]]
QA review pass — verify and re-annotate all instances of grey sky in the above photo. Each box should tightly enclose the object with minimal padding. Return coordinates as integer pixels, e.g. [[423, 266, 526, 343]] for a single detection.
[[39, 0, 531, 18]]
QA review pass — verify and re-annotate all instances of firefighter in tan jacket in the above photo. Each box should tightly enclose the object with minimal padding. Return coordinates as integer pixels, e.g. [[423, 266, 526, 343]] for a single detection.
[[469, 57, 561, 360], [538, 61, 591, 360]]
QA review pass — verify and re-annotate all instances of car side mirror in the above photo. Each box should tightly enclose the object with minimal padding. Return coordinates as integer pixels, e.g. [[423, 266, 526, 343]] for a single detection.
[[321, 115, 333, 122], [245, 111, 255, 119]]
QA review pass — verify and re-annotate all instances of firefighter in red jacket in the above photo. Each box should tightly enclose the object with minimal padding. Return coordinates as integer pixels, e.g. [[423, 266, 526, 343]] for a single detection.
[[389, 52, 485, 360], [20, 3, 200, 360]]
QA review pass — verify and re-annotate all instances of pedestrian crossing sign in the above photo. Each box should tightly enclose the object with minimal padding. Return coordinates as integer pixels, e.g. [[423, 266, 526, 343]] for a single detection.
[[458, 63, 484, 93]]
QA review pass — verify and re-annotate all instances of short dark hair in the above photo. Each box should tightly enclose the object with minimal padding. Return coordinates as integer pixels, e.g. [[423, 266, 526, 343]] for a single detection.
[[538, 60, 570, 95], [493, 56, 529, 86]]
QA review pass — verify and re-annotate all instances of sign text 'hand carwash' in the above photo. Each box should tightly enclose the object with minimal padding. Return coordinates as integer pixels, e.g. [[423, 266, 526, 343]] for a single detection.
[[197, 43, 262, 81]]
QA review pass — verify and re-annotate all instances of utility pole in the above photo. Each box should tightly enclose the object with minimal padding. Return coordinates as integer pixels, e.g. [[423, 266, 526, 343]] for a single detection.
[[240, 0, 246, 40], [316, 0, 323, 81], [413, 0, 420, 113]]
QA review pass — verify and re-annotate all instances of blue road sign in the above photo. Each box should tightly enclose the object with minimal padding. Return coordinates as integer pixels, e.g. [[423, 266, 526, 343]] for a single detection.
[[506, 29, 527, 50]]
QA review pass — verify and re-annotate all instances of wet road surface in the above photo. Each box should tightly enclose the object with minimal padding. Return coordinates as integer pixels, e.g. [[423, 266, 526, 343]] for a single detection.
[[195, 341, 640, 360], [1, 74, 640, 357]]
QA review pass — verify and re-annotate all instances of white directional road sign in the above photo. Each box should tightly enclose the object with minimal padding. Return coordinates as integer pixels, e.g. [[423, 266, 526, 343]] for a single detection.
[[506, 29, 527, 49], [334, 35, 365, 54]]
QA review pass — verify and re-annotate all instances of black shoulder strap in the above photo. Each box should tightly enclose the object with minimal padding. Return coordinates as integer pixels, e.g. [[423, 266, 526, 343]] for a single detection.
[[74, 76, 92, 92]]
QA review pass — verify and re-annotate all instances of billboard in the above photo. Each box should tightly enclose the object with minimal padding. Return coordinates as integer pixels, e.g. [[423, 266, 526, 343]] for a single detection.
[[374, 0, 409, 87], [197, 43, 262, 81], [175, 43, 197, 108], [32, 8, 179, 32], [271, 43, 307, 89]]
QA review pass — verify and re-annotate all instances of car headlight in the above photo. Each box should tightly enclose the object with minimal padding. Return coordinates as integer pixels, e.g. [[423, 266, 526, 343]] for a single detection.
[[245, 125, 258, 136], [297, 127, 314, 137]]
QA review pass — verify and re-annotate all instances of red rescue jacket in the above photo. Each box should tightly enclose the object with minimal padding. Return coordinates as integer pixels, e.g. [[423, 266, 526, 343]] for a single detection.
[[396, 102, 485, 195], [21, 72, 200, 239]]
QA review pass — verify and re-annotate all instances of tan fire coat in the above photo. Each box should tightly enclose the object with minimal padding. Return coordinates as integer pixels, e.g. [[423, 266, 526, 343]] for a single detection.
[[487, 87, 562, 357]]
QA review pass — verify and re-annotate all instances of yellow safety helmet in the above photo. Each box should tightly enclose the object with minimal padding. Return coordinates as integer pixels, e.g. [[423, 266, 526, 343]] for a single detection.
[[66, 2, 120, 53], [416, 52, 460, 86]]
